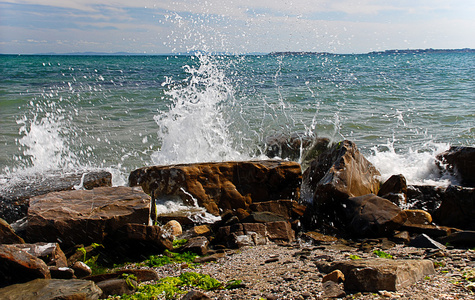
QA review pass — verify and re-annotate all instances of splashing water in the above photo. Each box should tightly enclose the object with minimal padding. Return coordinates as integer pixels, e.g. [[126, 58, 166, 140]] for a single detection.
[[151, 54, 250, 165]]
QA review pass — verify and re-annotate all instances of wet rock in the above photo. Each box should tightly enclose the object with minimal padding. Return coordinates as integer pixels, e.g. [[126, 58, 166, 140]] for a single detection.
[[97, 278, 137, 298], [264, 133, 330, 163], [378, 174, 408, 205], [403, 209, 432, 225], [249, 200, 306, 220], [182, 236, 210, 255], [437, 146, 475, 187], [72, 261, 92, 278], [409, 233, 447, 250], [265, 221, 295, 242], [322, 269, 345, 283], [302, 140, 381, 230], [438, 231, 475, 248], [433, 185, 475, 230], [162, 220, 183, 239], [48, 266, 75, 279], [401, 223, 456, 238], [241, 211, 287, 223], [0, 217, 24, 244], [0, 244, 50, 287], [322, 258, 435, 292], [344, 194, 407, 237], [26, 186, 151, 248], [392, 231, 411, 244], [129, 160, 302, 216], [0, 170, 112, 223], [406, 185, 444, 213], [0, 278, 102, 300], [15, 242, 67, 267]]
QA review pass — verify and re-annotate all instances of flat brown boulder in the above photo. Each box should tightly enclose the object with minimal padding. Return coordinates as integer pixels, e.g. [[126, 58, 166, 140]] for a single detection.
[[437, 146, 475, 187], [302, 140, 381, 229], [321, 258, 435, 292], [0, 244, 50, 287], [129, 160, 302, 216], [0, 278, 102, 300], [26, 186, 150, 248]]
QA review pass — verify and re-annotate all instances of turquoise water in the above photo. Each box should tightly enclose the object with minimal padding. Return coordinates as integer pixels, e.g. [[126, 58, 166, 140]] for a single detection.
[[1, 53, 474, 185]]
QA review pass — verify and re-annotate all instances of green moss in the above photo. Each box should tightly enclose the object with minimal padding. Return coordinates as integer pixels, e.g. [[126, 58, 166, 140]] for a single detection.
[[142, 250, 199, 268], [349, 254, 361, 260], [373, 250, 393, 259], [172, 239, 188, 249]]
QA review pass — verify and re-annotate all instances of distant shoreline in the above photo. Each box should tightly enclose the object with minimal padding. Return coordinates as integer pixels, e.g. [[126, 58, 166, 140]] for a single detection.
[[1, 48, 474, 56]]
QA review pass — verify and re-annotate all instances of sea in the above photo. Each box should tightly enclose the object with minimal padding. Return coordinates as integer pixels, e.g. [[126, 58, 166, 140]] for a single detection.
[[1, 52, 474, 190]]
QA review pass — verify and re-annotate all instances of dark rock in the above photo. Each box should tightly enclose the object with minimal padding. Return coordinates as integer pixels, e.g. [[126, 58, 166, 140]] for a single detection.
[[378, 174, 407, 205], [217, 223, 268, 248], [0, 170, 112, 223], [344, 194, 407, 237], [72, 261, 92, 278], [194, 252, 226, 263], [249, 200, 306, 220], [241, 211, 287, 223], [392, 231, 411, 244], [181, 290, 212, 300], [406, 185, 444, 213], [14, 242, 67, 268], [401, 223, 456, 238], [438, 231, 475, 248], [97, 278, 137, 298], [49, 266, 75, 279], [437, 146, 475, 187], [322, 258, 435, 292], [0, 217, 24, 244], [26, 186, 151, 248], [322, 281, 346, 298], [302, 140, 381, 230], [129, 160, 302, 216], [183, 236, 210, 256], [409, 233, 447, 250], [264, 133, 330, 163], [433, 185, 475, 230], [0, 244, 50, 287], [0, 278, 102, 299]]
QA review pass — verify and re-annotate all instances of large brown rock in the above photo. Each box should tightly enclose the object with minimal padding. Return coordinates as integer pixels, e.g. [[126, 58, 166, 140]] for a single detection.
[[0, 244, 51, 287], [319, 258, 435, 292], [301, 140, 381, 229], [26, 186, 151, 248], [129, 160, 302, 216], [0, 170, 112, 223], [264, 133, 330, 164], [0, 278, 102, 300], [0, 218, 25, 244], [437, 146, 475, 187], [249, 200, 306, 220], [378, 174, 407, 205], [112, 223, 173, 257], [344, 194, 407, 237]]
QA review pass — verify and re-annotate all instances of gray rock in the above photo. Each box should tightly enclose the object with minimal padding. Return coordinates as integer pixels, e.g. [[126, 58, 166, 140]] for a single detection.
[[0, 278, 102, 300]]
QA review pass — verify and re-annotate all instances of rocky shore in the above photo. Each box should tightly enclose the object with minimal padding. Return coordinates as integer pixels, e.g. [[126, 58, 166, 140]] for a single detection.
[[1, 137, 474, 299]]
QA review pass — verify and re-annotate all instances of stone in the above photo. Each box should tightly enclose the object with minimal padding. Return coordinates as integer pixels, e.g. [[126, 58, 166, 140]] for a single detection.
[[85, 269, 159, 283], [0, 244, 50, 287], [392, 231, 411, 244], [181, 290, 212, 300], [241, 211, 287, 223], [249, 200, 306, 220], [97, 278, 137, 298], [265, 221, 295, 242], [433, 185, 475, 230], [111, 223, 173, 258], [14, 242, 67, 268], [344, 194, 407, 237], [0, 217, 25, 244], [322, 269, 345, 283], [322, 281, 346, 298], [302, 231, 338, 243], [403, 209, 432, 225], [49, 266, 75, 279], [401, 223, 456, 238], [409, 233, 447, 250], [0, 278, 102, 300], [302, 140, 381, 229], [26, 186, 151, 248], [192, 225, 212, 236], [183, 236, 210, 255], [72, 261, 92, 278], [378, 174, 408, 205], [218, 223, 268, 248], [437, 146, 475, 187], [128, 160, 302, 216], [322, 258, 435, 292], [264, 133, 330, 164], [406, 185, 444, 214], [0, 170, 112, 223], [438, 231, 475, 248], [162, 220, 183, 239]]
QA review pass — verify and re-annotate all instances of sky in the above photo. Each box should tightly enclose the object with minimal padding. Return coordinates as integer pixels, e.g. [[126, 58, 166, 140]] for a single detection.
[[1, 0, 474, 54]]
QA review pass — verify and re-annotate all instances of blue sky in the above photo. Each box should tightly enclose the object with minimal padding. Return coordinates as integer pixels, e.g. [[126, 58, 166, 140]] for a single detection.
[[1, 0, 474, 54]]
